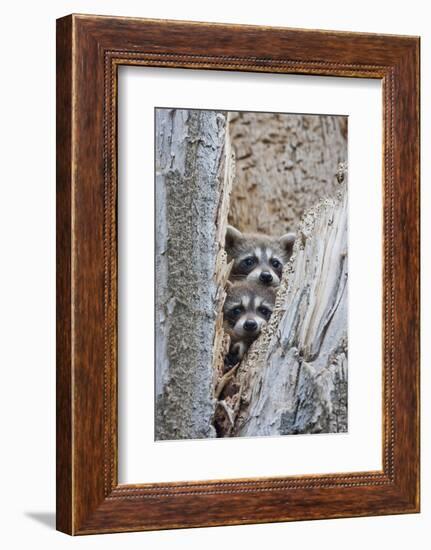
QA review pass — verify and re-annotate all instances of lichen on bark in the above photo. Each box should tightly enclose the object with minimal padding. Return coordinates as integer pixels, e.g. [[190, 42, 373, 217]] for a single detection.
[[155, 109, 232, 440]]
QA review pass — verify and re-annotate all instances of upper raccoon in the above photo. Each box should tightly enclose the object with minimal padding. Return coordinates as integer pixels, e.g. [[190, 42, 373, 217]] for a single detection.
[[225, 225, 295, 287], [223, 281, 276, 366]]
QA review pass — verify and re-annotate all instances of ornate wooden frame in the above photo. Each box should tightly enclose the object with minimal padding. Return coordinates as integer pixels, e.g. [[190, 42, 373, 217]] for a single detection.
[[56, 14, 420, 535]]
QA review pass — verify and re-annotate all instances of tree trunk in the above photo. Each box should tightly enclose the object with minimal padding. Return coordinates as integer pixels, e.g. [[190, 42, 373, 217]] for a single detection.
[[227, 189, 348, 437], [228, 111, 347, 234], [155, 108, 348, 441], [155, 109, 234, 440]]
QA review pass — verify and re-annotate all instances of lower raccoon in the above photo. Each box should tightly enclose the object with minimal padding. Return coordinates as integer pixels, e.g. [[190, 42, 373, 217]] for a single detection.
[[225, 225, 296, 287], [223, 281, 276, 366]]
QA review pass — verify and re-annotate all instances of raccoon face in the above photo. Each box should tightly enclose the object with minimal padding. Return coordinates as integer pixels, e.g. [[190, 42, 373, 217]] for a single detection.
[[225, 226, 295, 287], [223, 282, 276, 343]]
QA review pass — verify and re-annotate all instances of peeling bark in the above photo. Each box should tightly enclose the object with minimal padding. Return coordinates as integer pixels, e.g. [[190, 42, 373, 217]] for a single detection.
[[230, 189, 348, 437]]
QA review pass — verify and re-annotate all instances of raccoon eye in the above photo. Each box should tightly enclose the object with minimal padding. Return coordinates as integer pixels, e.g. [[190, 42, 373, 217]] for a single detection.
[[258, 306, 271, 317], [232, 307, 242, 316], [241, 256, 256, 268], [271, 259, 282, 269]]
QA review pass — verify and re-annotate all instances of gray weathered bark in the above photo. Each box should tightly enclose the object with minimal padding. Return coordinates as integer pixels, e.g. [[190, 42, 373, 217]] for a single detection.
[[155, 109, 233, 440], [227, 189, 348, 437]]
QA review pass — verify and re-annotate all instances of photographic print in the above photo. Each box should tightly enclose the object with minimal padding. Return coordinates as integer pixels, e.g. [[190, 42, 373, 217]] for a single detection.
[[155, 108, 348, 441]]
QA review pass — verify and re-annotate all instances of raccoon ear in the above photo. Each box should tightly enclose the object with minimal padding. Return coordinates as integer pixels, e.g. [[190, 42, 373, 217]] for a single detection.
[[280, 232, 296, 257], [225, 225, 243, 253]]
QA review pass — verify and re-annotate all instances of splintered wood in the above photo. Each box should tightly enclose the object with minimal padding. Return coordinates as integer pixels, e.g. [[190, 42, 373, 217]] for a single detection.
[[216, 188, 348, 437]]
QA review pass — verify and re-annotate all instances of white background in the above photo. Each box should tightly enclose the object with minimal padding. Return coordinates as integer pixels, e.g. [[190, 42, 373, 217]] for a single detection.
[[0, 1, 428, 548], [119, 68, 382, 483]]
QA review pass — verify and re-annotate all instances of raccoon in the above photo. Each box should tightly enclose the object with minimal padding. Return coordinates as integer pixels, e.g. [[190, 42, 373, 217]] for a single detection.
[[225, 225, 295, 287], [223, 281, 276, 366]]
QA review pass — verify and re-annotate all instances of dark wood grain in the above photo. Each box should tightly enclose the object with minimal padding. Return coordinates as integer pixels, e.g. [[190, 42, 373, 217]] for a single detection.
[[56, 15, 73, 535], [56, 14, 420, 535]]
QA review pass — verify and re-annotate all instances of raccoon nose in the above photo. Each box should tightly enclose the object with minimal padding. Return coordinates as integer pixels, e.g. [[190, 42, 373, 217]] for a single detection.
[[259, 271, 273, 284], [243, 319, 258, 332]]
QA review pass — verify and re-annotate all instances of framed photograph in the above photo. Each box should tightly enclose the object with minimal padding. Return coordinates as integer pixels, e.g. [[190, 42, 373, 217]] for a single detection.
[[56, 14, 420, 535]]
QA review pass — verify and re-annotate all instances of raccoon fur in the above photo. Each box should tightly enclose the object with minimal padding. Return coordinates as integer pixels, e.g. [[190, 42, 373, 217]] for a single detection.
[[225, 225, 295, 287], [223, 280, 276, 366]]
